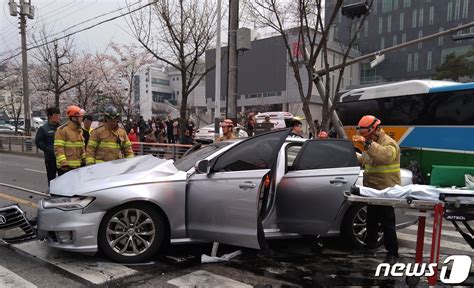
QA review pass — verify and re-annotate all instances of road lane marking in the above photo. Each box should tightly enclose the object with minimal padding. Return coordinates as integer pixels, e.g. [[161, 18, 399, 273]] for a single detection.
[[397, 232, 474, 253], [0, 183, 47, 196], [13, 241, 137, 285], [0, 265, 37, 288], [24, 168, 46, 174], [168, 270, 252, 288], [0, 192, 38, 208]]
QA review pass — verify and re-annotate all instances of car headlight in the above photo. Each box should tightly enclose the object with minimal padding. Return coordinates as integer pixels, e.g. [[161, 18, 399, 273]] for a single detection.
[[42, 196, 95, 211]]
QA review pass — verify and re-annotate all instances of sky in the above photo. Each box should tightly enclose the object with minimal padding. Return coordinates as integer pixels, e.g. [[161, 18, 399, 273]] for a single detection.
[[0, 0, 141, 61]]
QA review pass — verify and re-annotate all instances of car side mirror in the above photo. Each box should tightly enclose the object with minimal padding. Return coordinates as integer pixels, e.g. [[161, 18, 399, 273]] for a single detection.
[[195, 159, 210, 174]]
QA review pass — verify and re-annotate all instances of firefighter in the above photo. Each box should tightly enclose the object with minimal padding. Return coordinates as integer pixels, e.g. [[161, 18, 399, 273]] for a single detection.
[[86, 106, 133, 165], [352, 115, 400, 265], [54, 105, 85, 175], [216, 119, 236, 141]]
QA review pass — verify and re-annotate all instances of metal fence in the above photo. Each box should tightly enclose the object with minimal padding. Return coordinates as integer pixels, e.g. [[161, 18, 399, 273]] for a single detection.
[[0, 135, 193, 160]]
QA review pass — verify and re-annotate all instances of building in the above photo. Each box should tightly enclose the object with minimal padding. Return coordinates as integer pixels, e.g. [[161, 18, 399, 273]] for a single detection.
[[327, 0, 474, 85], [133, 65, 207, 121], [205, 29, 360, 123]]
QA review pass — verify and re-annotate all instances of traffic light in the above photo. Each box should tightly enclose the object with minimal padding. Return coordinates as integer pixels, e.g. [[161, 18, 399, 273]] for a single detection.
[[341, 2, 370, 19]]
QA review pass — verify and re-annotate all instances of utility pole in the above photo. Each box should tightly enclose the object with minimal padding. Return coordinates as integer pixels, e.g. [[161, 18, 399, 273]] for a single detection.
[[226, 0, 239, 123], [214, 0, 222, 141], [9, 0, 35, 136]]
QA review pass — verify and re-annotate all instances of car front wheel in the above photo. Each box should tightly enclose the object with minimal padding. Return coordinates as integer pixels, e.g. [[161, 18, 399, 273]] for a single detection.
[[341, 204, 383, 249], [98, 203, 166, 263]]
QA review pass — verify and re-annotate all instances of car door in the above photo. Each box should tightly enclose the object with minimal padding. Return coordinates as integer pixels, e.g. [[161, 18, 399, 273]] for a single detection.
[[187, 129, 290, 248], [276, 139, 360, 235]]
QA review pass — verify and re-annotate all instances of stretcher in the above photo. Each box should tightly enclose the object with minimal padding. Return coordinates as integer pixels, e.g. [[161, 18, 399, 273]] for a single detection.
[[344, 188, 474, 286]]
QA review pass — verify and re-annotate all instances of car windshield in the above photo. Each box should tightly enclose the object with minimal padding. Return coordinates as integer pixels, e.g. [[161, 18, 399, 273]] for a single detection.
[[174, 142, 231, 171]]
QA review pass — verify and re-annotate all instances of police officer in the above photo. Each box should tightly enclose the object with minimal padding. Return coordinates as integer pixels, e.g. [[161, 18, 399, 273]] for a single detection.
[[54, 105, 85, 175], [352, 115, 400, 265], [86, 106, 133, 165], [35, 107, 61, 185]]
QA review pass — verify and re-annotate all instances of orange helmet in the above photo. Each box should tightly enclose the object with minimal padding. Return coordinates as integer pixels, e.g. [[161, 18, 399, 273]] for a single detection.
[[220, 119, 234, 128], [318, 131, 328, 139], [357, 115, 381, 137], [66, 105, 84, 117]]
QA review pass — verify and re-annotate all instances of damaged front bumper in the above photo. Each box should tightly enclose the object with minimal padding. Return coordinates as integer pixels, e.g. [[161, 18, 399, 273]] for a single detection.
[[0, 205, 37, 244]]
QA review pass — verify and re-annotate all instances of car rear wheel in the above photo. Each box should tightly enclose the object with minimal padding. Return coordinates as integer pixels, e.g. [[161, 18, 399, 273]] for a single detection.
[[98, 203, 166, 263], [341, 203, 383, 249]]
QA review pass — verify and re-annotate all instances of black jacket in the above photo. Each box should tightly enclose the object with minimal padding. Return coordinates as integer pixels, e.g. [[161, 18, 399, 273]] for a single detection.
[[35, 121, 59, 161]]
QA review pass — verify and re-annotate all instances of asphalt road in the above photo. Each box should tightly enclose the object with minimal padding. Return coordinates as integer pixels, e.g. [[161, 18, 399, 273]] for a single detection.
[[0, 152, 473, 287]]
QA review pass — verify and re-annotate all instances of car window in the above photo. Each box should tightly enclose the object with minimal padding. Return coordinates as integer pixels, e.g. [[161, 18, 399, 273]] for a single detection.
[[174, 143, 230, 171], [286, 144, 302, 168], [212, 129, 289, 172], [292, 139, 359, 170]]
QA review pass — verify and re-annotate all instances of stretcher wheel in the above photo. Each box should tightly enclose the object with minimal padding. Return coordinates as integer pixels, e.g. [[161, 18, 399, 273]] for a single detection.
[[405, 275, 421, 287]]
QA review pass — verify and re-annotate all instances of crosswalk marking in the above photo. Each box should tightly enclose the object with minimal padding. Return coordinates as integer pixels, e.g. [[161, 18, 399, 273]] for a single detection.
[[0, 265, 36, 288], [168, 270, 253, 288], [397, 232, 473, 253], [13, 241, 137, 285]]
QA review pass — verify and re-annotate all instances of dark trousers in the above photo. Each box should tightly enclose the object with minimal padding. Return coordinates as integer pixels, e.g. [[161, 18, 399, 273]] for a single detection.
[[45, 159, 57, 186], [365, 205, 399, 257], [167, 133, 175, 144]]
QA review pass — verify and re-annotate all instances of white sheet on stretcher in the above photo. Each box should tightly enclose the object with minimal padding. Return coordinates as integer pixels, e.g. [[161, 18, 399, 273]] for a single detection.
[[358, 184, 474, 202]]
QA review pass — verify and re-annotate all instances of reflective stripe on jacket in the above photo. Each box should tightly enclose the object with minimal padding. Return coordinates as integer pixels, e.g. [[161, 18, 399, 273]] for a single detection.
[[85, 125, 133, 165], [54, 121, 85, 168], [361, 130, 401, 190]]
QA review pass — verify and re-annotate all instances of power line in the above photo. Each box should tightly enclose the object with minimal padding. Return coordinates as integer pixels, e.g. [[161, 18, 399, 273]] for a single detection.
[[0, 1, 155, 64]]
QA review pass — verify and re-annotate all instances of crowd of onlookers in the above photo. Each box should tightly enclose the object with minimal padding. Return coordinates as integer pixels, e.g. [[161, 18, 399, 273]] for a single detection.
[[124, 116, 197, 145]]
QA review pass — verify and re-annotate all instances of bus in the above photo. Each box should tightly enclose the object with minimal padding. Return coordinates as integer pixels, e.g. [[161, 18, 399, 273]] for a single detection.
[[336, 80, 474, 183]]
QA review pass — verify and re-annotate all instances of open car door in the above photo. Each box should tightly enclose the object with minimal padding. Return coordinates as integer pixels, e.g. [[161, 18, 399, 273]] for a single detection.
[[187, 129, 290, 248], [277, 139, 360, 235]]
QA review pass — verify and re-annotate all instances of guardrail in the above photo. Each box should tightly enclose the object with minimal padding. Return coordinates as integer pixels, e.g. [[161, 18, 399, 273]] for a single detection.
[[0, 135, 193, 160]]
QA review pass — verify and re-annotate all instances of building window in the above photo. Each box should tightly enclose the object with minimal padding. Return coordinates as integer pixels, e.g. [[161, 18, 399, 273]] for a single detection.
[[373, 0, 378, 14], [407, 53, 412, 72], [438, 27, 444, 46], [393, 34, 398, 45], [427, 51, 432, 70], [381, 37, 385, 49], [402, 33, 407, 51], [447, 2, 453, 21], [455, 0, 461, 20], [412, 10, 417, 28], [394, 0, 398, 10], [419, 8, 424, 27], [429, 6, 434, 24], [364, 21, 369, 37], [413, 52, 419, 72], [404, 0, 411, 8], [151, 78, 170, 86], [378, 17, 383, 34], [387, 15, 392, 32], [418, 31, 423, 49], [463, 0, 469, 18], [399, 12, 404, 31], [382, 0, 392, 13], [471, 27, 474, 41]]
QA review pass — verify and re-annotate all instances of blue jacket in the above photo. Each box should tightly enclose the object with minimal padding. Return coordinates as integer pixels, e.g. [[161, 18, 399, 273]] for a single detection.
[[35, 121, 59, 161]]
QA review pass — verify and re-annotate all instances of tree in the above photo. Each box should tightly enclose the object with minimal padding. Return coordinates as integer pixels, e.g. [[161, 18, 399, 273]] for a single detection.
[[247, 0, 371, 136], [127, 0, 217, 137], [30, 30, 83, 108], [0, 65, 23, 133], [72, 53, 107, 112], [100, 43, 153, 121], [434, 48, 474, 82]]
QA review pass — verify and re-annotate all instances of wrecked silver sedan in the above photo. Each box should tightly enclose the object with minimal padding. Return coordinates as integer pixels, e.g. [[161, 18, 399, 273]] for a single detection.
[[1, 129, 414, 262]]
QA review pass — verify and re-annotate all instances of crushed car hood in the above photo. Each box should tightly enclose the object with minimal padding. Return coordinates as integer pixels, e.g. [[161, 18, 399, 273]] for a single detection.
[[49, 155, 182, 196]]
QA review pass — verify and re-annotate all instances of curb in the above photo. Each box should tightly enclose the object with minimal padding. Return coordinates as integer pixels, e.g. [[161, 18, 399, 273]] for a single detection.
[[0, 150, 43, 159]]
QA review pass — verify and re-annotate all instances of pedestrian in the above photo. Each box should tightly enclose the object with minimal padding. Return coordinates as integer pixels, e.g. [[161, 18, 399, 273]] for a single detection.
[[138, 116, 148, 142], [309, 119, 321, 139], [352, 115, 400, 265], [186, 118, 195, 135], [144, 129, 157, 155], [82, 114, 93, 147], [54, 105, 85, 175], [86, 106, 134, 165], [127, 128, 139, 154], [246, 115, 256, 137], [35, 107, 61, 185], [181, 129, 194, 145], [165, 115, 174, 143], [173, 118, 180, 143], [216, 119, 236, 141], [288, 118, 304, 138]]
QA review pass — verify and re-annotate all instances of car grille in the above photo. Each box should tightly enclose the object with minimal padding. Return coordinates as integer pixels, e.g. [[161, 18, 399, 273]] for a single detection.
[[0, 205, 36, 244]]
